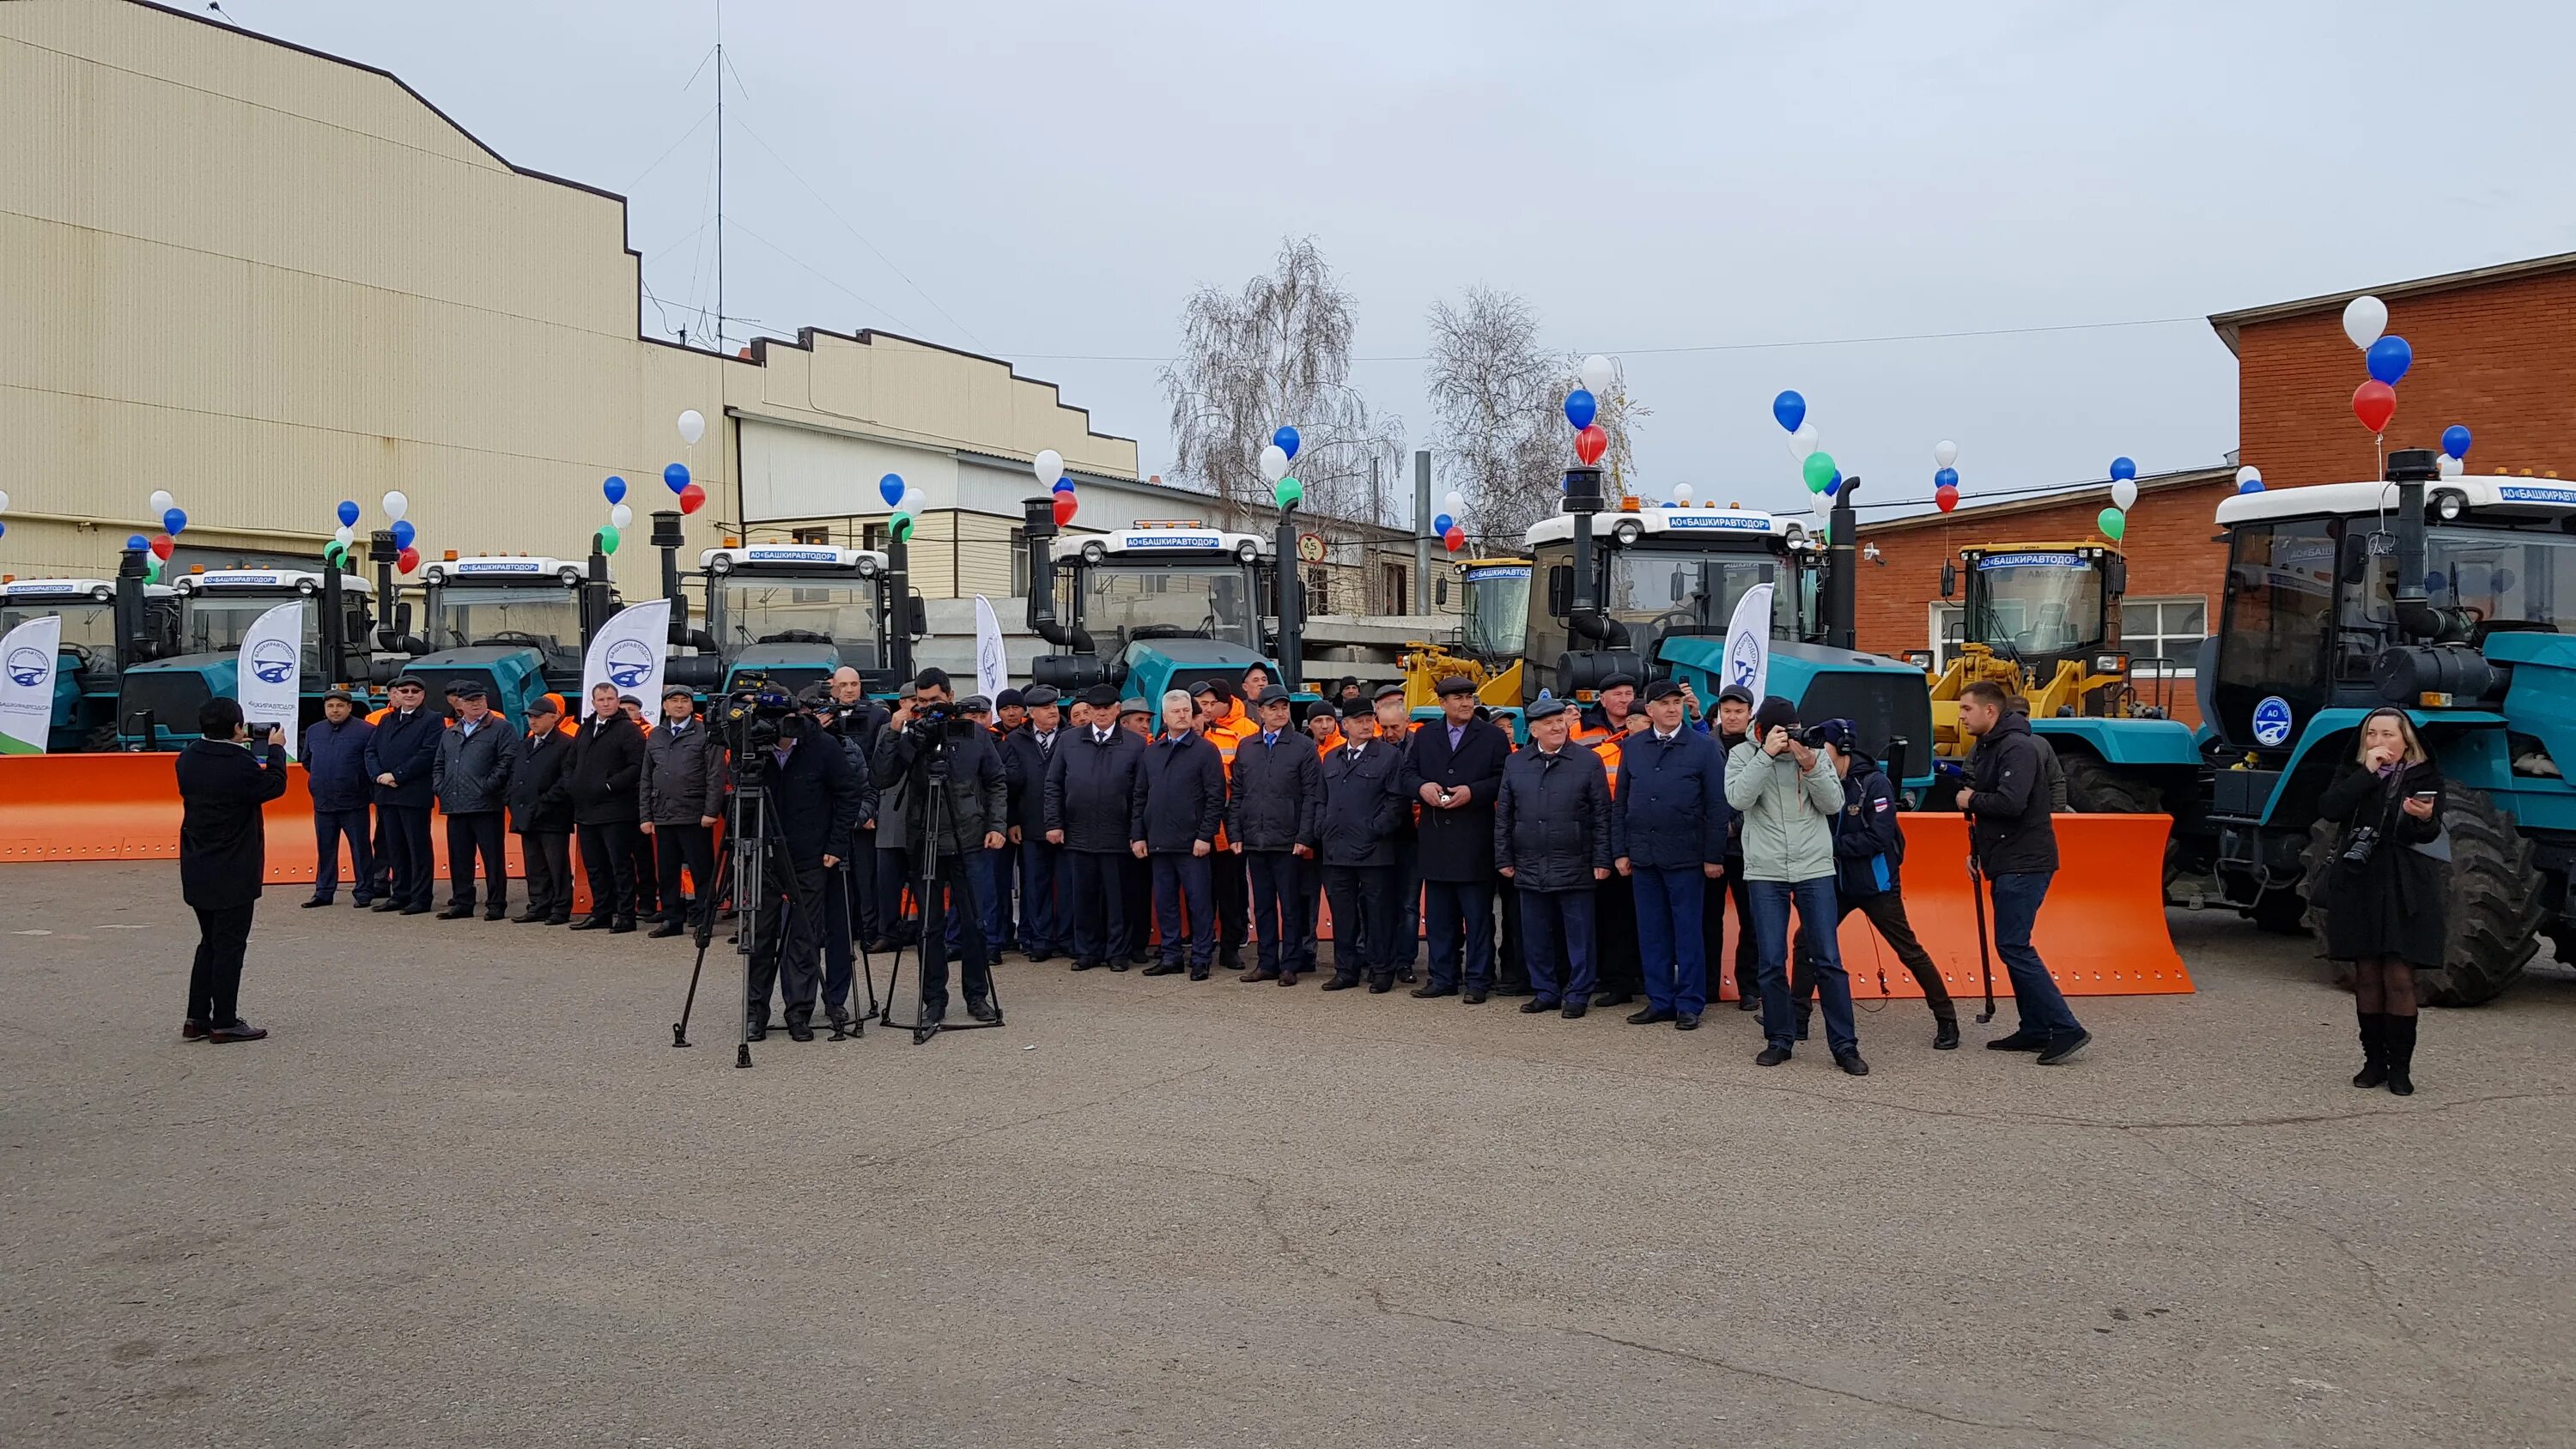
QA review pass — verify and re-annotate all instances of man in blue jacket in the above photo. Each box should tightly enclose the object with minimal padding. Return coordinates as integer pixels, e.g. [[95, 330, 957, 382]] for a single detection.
[[1613, 679, 1729, 1030], [364, 674, 441, 915], [1137, 689, 1229, 979], [301, 688, 374, 908], [1228, 686, 1322, 985], [1043, 682, 1149, 973], [1791, 721, 1960, 1049]]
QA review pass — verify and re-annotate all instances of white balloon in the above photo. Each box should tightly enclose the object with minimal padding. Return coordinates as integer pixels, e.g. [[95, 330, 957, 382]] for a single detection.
[[677, 409, 707, 446], [2235, 464, 2262, 488], [1933, 440, 1959, 469], [2111, 479, 2139, 512], [149, 489, 175, 515], [1784, 421, 1820, 464], [2439, 453, 2465, 477], [381, 490, 409, 522], [1674, 483, 1694, 504], [1444, 490, 1465, 512], [1034, 448, 1065, 488], [610, 503, 634, 529], [1258, 445, 1289, 484], [2342, 294, 2388, 351], [334, 524, 354, 546], [0, 488, 9, 516], [1580, 355, 1615, 395]]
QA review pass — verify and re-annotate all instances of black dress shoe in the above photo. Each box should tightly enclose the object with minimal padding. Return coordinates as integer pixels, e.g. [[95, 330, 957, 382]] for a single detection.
[[1675, 1012, 1702, 1031], [511, 911, 547, 924], [437, 905, 473, 920], [483, 908, 508, 922], [1071, 959, 1098, 972], [567, 916, 612, 931], [1735, 995, 1759, 1011], [1411, 984, 1457, 999], [1141, 961, 1183, 977], [965, 996, 999, 1022], [1366, 976, 1393, 993], [371, 899, 401, 912], [648, 922, 685, 938], [787, 1016, 817, 1043], [1220, 949, 1245, 972], [180, 1018, 210, 1040], [398, 904, 432, 916], [825, 1005, 854, 1029], [546, 915, 571, 926], [1835, 1050, 1870, 1076], [1189, 966, 1211, 981], [1462, 988, 1489, 1005], [1241, 967, 1278, 983], [1591, 989, 1634, 1009], [1987, 1028, 2048, 1052], [300, 897, 331, 909], [1934, 1018, 1961, 1051], [610, 918, 637, 935], [351, 897, 374, 909], [1394, 966, 1418, 984], [1520, 997, 1558, 1014], [2036, 1029, 2091, 1066], [1754, 1046, 1791, 1067], [1277, 971, 1299, 986], [1560, 1002, 1588, 1020], [207, 1020, 269, 1044], [745, 1018, 769, 1042], [1108, 959, 1130, 973], [1320, 976, 1359, 991], [1626, 1006, 1676, 1025]]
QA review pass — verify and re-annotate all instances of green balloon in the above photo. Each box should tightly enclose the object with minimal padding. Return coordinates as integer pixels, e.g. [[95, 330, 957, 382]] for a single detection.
[[1275, 477, 1303, 507], [322, 541, 344, 565], [1801, 451, 1838, 494], [143, 561, 162, 584], [2098, 506, 2126, 542], [598, 524, 621, 555], [890, 511, 915, 543]]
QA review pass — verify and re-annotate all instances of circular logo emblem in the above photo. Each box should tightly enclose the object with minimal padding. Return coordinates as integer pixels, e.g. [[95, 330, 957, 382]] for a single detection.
[[4, 646, 51, 688], [605, 639, 658, 689], [2251, 694, 2294, 748], [249, 639, 299, 686], [1724, 627, 1763, 689]]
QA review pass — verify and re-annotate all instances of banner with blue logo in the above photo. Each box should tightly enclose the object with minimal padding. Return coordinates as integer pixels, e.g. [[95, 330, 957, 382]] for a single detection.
[[581, 598, 671, 719], [0, 614, 63, 755], [1723, 582, 1773, 704], [234, 601, 307, 761]]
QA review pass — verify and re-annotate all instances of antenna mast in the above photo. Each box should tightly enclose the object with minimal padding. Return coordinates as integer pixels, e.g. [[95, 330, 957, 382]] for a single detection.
[[713, 0, 726, 356]]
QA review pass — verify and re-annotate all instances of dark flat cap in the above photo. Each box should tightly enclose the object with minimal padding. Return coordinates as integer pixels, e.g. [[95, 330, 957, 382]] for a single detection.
[[388, 673, 425, 689], [1190, 677, 1236, 701], [1598, 672, 1639, 693], [1020, 684, 1060, 707], [1526, 696, 1572, 721], [1255, 686, 1291, 706], [1716, 683, 1756, 706], [1373, 682, 1406, 702], [996, 688, 1025, 709], [1081, 683, 1121, 709], [957, 695, 992, 714], [661, 684, 693, 700], [320, 688, 355, 705], [527, 695, 562, 716], [1642, 679, 1684, 702], [447, 681, 486, 700], [618, 694, 643, 707], [1434, 675, 1477, 698], [1340, 698, 1378, 720]]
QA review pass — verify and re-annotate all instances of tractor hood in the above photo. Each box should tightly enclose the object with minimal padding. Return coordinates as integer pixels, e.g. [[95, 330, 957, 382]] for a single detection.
[[725, 643, 839, 698], [1121, 637, 1274, 703], [1657, 635, 1935, 790]]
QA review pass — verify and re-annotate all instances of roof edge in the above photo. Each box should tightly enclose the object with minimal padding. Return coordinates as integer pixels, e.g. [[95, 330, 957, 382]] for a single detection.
[[2206, 249, 2576, 349], [1856, 466, 2234, 537]]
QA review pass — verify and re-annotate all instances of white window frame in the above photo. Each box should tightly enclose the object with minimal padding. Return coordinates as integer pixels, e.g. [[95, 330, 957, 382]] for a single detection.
[[2121, 595, 2207, 681], [1929, 603, 1966, 666]]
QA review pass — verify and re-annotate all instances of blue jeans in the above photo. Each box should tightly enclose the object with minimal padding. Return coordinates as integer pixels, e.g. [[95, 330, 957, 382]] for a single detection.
[[1517, 886, 1595, 1003], [1632, 866, 1710, 1015], [312, 806, 372, 901], [1425, 878, 1496, 991], [1018, 836, 1066, 953], [1748, 876, 1855, 1053], [1988, 870, 2081, 1037], [1151, 852, 1216, 968]]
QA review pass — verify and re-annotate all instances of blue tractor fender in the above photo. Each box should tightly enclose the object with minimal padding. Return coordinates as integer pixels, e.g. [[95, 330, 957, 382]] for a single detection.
[[2232, 706, 2512, 824], [2028, 715, 2202, 767], [1661, 635, 1936, 795]]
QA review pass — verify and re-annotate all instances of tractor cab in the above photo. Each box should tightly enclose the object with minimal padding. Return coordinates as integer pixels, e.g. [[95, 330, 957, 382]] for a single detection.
[[0, 571, 179, 752], [1400, 558, 1532, 711], [1033, 523, 1277, 706], [118, 566, 373, 749], [407, 555, 600, 725], [1524, 486, 1932, 791], [699, 542, 895, 700]]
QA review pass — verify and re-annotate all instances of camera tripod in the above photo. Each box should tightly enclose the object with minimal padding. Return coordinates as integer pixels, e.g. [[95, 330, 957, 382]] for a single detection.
[[878, 724, 1006, 1045], [671, 763, 870, 1065]]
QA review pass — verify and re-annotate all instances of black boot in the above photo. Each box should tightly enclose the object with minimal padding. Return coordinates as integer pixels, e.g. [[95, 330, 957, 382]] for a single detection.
[[2352, 1009, 2389, 1088], [2385, 1013, 2417, 1096], [1933, 1015, 1960, 1052]]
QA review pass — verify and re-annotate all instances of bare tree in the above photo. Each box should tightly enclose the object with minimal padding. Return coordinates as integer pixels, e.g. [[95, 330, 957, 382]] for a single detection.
[[1425, 287, 1648, 549], [1161, 238, 1405, 532]]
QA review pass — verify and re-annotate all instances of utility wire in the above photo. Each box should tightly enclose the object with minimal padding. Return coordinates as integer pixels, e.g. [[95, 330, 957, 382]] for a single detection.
[[730, 220, 910, 331], [617, 104, 716, 195]]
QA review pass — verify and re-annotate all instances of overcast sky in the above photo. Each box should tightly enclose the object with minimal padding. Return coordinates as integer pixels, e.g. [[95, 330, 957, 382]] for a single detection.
[[236, 0, 2576, 524]]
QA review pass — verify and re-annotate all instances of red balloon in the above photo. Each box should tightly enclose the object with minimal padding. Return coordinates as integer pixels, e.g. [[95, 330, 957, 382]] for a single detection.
[[148, 534, 175, 560], [1573, 424, 1608, 465], [677, 482, 707, 515], [397, 546, 420, 574], [1054, 492, 1079, 527], [1443, 526, 1467, 553], [1935, 485, 1959, 513], [2353, 379, 2397, 433]]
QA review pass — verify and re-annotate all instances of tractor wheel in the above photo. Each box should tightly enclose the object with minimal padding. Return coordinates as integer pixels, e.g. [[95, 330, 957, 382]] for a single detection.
[[2295, 782, 2542, 1007], [80, 720, 122, 753], [2058, 754, 2163, 815], [2249, 886, 2309, 934]]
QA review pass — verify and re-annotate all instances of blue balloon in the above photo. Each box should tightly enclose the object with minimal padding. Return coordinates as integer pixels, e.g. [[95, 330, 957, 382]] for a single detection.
[[2424, 571, 2446, 594], [1824, 472, 1842, 496], [2238, 478, 2265, 494], [2109, 457, 2136, 482], [664, 463, 691, 495], [126, 534, 149, 551], [1934, 467, 1959, 489], [2442, 423, 2472, 459], [1053, 477, 1076, 494], [604, 475, 628, 505], [2367, 335, 2413, 386], [163, 507, 187, 535], [1432, 513, 1454, 535], [1772, 390, 1807, 433], [390, 519, 416, 550], [878, 472, 905, 506], [1563, 390, 1596, 431], [337, 500, 360, 527], [1273, 426, 1301, 461]]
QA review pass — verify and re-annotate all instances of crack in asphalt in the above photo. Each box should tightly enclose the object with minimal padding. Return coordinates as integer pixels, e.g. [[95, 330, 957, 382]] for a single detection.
[[847, 1059, 1221, 1170]]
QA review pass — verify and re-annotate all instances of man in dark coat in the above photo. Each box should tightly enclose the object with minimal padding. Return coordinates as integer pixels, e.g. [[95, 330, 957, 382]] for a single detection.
[[507, 694, 577, 924], [1402, 676, 1510, 1003], [1317, 702, 1406, 991], [1230, 686, 1323, 985], [176, 698, 289, 1042], [1495, 696, 1613, 1017], [814, 687, 882, 1030], [567, 681, 647, 932], [1116, 697, 1156, 963], [433, 682, 519, 920], [300, 688, 374, 908], [1136, 688, 1229, 980], [641, 685, 727, 938], [1957, 680, 2086, 1063], [824, 666, 892, 946], [744, 709, 866, 1040], [873, 669, 1011, 1028], [1370, 684, 1423, 983], [1704, 683, 1761, 1009], [999, 684, 1068, 960], [1570, 672, 1644, 1008], [364, 674, 441, 915], [1616, 680, 1730, 1030], [1043, 683, 1148, 973]]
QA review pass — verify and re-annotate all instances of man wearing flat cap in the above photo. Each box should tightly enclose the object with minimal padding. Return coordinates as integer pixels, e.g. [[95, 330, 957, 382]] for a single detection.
[[1613, 678, 1728, 1029], [432, 681, 519, 921], [1230, 684, 1324, 985], [1496, 695, 1613, 1016], [1044, 682, 1148, 973], [365, 674, 441, 915], [641, 684, 726, 938], [999, 683, 1068, 959], [1370, 682, 1423, 982], [1403, 675, 1511, 1003], [1317, 698, 1405, 991]]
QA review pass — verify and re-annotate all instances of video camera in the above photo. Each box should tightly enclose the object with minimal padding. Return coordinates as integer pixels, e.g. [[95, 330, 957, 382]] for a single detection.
[[718, 670, 803, 784]]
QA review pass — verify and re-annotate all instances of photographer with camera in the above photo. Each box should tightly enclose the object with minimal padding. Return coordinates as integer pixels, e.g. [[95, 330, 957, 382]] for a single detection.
[[727, 690, 864, 1042], [1727, 695, 1867, 1074], [1956, 680, 2087, 1065], [872, 669, 1009, 1028], [1789, 719, 1959, 1050], [805, 685, 880, 1031]]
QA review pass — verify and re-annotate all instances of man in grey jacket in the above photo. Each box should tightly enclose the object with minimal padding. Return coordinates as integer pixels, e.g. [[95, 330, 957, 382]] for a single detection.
[[433, 682, 519, 921], [641, 686, 728, 938], [1724, 695, 1867, 1076]]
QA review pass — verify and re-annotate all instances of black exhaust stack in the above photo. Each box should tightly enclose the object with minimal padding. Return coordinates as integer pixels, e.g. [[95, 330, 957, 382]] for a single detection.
[[1826, 476, 1860, 652], [1022, 497, 1101, 688], [1273, 497, 1303, 692]]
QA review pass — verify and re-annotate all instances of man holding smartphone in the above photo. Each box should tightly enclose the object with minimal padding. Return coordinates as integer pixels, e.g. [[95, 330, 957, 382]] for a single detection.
[[176, 699, 290, 1042], [1727, 695, 1868, 1074]]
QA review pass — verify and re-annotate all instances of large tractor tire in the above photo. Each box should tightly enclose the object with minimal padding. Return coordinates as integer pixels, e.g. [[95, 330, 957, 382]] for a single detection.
[[2059, 753, 2164, 815], [2295, 782, 2543, 1007]]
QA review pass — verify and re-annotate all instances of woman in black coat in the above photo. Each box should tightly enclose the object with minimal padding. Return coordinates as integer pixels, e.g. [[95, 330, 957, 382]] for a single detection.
[[2315, 707, 2443, 1096]]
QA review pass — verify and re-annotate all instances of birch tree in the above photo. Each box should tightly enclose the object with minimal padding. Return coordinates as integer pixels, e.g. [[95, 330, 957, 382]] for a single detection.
[[1425, 286, 1646, 547]]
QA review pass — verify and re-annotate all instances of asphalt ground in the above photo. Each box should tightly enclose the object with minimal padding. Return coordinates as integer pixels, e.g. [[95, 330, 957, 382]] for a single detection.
[[3, 862, 2573, 1448]]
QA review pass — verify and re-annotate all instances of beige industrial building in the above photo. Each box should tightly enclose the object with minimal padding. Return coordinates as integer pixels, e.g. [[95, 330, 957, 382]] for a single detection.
[[0, 0, 1441, 634]]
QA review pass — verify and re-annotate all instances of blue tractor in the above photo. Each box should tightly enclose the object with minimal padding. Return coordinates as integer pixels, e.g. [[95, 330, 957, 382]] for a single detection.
[[1524, 468, 1936, 796], [117, 562, 374, 749], [398, 552, 613, 727], [695, 538, 909, 700], [1018, 497, 1314, 709], [2185, 448, 2571, 1003], [0, 558, 177, 751]]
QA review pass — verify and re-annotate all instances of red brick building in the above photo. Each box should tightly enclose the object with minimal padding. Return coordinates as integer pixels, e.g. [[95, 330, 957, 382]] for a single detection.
[[1854, 250, 2576, 726]]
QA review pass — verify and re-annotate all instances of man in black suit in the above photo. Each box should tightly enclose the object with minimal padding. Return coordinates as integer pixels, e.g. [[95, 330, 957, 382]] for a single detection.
[[507, 694, 578, 924], [998, 683, 1067, 959], [1316, 701, 1405, 991], [567, 682, 647, 932], [176, 697, 290, 1042], [1043, 683, 1148, 974], [1403, 675, 1510, 1003], [364, 674, 441, 915], [742, 706, 865, 1041]]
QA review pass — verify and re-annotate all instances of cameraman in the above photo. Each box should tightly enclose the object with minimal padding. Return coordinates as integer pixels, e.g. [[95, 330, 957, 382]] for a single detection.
[[810, 685, 880, 1032], [872, 669, 1009, 1027], [1726, 696, 1867, 1075], [738, 696, 863, 1042]]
